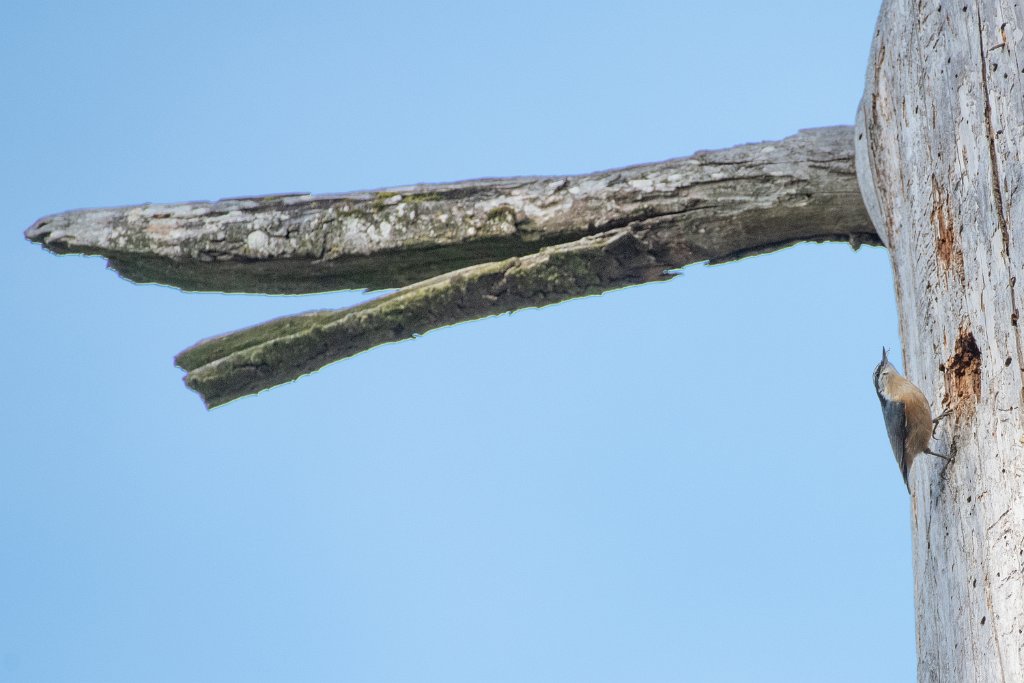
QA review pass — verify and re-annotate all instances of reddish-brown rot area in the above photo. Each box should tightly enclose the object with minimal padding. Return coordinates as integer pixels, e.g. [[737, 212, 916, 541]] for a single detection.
[[943, 328, 982, 416], [932, 177, 964, 280]]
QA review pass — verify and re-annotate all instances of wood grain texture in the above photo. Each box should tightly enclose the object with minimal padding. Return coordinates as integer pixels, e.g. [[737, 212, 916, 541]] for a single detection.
[[175, 227, 676, 407], [26, 127, 875, 405], [25, 127, 874, 294], [162, 128, 874, 406], [857, 1, 1024, 679]]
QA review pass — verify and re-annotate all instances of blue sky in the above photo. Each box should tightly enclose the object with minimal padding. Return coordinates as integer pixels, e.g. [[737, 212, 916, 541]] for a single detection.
[[1, 1, 912, 681]]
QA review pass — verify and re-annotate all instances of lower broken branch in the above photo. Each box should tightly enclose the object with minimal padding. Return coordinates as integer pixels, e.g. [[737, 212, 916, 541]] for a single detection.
[[176, 228, 674, 407]]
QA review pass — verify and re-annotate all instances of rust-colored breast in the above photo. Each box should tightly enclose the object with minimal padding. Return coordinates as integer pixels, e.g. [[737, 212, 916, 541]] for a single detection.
[[897, 381, 933, 458]]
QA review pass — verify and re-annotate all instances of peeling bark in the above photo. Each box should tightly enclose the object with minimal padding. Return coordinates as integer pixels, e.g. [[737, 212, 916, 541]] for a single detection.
[[858, 1, 1024, 679], [25, 127, 874, 294]]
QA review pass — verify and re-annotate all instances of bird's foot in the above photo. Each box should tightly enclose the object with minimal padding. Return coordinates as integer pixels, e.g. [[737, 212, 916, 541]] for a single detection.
[[932, 409, 952, 436]]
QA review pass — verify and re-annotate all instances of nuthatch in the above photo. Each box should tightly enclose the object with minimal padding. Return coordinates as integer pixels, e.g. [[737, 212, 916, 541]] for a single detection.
[[873, 348, 949, 491]]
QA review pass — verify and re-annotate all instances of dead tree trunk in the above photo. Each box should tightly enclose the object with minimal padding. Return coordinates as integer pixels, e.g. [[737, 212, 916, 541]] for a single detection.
[[857, 0, 1024, 679]]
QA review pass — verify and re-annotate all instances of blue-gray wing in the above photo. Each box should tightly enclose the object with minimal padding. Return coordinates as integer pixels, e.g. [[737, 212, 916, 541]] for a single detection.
[[881, 399, 909, 484]]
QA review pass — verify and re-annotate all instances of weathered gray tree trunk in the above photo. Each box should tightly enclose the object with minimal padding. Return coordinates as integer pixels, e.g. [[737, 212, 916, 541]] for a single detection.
[[857, 0, 1024, 679]]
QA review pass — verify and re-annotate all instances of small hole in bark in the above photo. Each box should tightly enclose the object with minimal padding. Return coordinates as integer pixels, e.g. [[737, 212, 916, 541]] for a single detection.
[[981, 616, 987, 625], [968, 496, 972, 502], [1006, 357, 1013, 366], [973, 578, 978, 587], [945, 329, 982, 414]]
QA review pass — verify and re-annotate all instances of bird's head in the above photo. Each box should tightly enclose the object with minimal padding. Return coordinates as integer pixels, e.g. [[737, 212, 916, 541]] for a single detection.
[[873, 347, 899, 393]]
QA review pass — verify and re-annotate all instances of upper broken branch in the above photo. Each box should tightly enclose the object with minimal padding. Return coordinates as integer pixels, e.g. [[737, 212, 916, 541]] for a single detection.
[[25, 126, 876, 294]]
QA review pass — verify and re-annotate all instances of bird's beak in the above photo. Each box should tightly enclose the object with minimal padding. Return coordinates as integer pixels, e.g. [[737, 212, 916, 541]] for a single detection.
[[881, 347, 888, 364]]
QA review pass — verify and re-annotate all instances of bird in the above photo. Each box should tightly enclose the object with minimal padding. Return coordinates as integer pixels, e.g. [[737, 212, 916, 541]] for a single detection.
[[873, 348, 949, 491]]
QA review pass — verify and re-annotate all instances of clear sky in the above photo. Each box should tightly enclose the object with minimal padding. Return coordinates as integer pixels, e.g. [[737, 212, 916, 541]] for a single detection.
[[2, 1, 911, 681]]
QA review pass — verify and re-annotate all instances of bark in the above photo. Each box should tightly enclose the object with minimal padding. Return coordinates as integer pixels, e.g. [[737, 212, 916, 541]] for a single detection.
[[26, 127, 872, 294], [26, 127, 875, 406], [857, 1, 1024, 680], [176, 228, 675, 407]]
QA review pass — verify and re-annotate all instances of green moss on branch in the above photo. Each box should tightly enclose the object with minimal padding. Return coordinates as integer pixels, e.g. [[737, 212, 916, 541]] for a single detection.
[[176, 228, 675, 407]]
